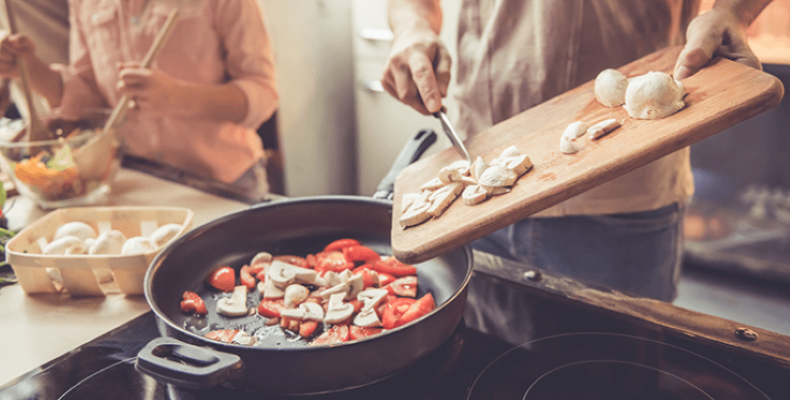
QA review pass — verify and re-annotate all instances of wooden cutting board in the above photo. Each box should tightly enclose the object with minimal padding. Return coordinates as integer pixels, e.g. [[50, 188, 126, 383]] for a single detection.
[[391, 46, 784, 264]]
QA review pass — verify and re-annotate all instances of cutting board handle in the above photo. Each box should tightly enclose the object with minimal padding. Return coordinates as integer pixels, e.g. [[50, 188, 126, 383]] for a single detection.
[[373, 129, 436, 200]]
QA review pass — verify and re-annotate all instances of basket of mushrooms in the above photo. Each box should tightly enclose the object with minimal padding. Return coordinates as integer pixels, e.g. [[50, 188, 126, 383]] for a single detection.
[[5, 206, 193, 296]]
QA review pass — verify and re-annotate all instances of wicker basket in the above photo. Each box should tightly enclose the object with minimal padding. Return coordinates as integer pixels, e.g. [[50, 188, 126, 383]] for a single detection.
[[6, 206, 194, 296]]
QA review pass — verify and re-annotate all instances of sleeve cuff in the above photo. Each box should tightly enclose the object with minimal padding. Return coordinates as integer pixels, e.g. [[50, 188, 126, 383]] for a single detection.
[[231, 79, 278, 129]]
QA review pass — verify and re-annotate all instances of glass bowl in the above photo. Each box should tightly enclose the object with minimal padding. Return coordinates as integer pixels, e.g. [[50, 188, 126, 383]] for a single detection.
[[0, 109, 125, 209]]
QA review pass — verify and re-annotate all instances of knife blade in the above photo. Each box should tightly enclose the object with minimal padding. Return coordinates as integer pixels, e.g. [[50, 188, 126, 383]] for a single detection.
[[433, 109, 472, 165]]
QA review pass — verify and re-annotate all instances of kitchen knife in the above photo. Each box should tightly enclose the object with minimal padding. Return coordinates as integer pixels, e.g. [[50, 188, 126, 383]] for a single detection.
[[433, 109, 472, 165]]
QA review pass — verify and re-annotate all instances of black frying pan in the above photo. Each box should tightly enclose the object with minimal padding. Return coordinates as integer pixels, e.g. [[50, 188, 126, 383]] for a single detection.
[[135, 130, 474, 395]]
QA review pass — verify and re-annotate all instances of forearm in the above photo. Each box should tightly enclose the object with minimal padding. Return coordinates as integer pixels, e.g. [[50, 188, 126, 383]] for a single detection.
[[24, 56, 63, 107], [175, 82, 248, 124], [388, 0, 442, 36], [713, 0, 773, 28]]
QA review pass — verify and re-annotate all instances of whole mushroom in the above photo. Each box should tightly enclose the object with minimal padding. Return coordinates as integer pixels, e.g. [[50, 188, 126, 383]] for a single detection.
[[53, 222, 97, 242], [623, 71, 686, 120], [594, 69, 629, 107]]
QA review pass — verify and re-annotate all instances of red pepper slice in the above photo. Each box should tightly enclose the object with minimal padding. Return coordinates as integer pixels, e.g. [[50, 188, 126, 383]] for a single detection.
[[205, 329, 239, 343], [371, 257, 417, 277], [180, 291, 207, 315], [342, 245, 381, 262], [395, 293, 436, 328], [376, 271, 396, 288], [324, 238, 360, 253], [239, 265, 256, 290], [205, 266, 235, 292]]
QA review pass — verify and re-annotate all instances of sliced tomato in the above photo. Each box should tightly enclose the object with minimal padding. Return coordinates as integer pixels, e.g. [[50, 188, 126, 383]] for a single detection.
[[310, 325, 350, 346], [205, 266, 235, 292], [180, 291, 207, 315], [371, 257, 417, 277], [352, 266, 378, 288], [273, 255, 308, 268], [315, 251, 354, 273], [205, 329, 239, 343], [342, 245, 381, 263], [376, 294, 399, 319], [324, 238, 360, 253], [299, 320, 319, 337], [305, 254, 317, 269], [381, 298, 416, 330], [239, 265, 256, 290], [395, 293, 436, 328], [349, 325, 384, 341], [256, 269, 267, 282], [257, 298, 285, 318], [348, 299, 364, 313], [377, 271, 396, 288], [387, 276, 418, 297]]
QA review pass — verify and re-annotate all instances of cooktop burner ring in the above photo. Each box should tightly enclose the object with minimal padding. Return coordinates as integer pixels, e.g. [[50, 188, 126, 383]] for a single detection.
[[466, 332, 772, 400]]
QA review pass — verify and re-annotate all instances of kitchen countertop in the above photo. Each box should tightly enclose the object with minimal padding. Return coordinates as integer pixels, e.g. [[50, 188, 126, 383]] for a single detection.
[[0, 168, 253, 386]]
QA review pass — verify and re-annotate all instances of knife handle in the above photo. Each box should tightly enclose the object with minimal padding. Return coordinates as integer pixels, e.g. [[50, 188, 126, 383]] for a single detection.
[[374, 129, 437, 200]]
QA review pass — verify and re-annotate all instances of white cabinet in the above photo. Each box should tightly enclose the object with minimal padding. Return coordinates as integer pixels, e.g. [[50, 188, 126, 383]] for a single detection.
[[351, 0, 462, 195]]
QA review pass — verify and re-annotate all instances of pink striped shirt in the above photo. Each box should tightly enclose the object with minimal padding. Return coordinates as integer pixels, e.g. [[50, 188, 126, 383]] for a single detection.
[[55, 0, 278, 183]]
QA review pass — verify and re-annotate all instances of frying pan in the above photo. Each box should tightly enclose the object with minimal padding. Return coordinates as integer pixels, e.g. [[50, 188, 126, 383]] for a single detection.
[[135, 130, 474, 395]]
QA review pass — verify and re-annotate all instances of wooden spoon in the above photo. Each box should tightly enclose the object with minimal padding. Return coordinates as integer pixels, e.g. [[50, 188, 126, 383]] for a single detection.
[[2, 0, 56, 143]]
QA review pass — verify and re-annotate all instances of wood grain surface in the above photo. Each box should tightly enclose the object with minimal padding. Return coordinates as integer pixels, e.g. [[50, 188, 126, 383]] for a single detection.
[[391, 46, 785, 264]]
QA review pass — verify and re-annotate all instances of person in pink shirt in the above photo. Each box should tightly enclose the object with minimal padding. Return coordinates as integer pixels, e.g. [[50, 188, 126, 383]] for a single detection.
[[0, 0, 278, 198]]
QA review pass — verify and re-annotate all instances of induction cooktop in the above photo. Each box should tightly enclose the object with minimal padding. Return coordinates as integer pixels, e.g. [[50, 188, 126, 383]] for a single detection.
[[3, 253, 789, 400]]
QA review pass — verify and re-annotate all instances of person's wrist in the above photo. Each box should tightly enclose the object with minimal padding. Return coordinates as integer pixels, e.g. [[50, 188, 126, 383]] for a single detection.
[[171, 81, 198, 118], [712, 2, 754, 31]]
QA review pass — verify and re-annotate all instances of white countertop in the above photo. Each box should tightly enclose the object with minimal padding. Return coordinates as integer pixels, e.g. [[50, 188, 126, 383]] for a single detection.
[[0, 168, 252, 386]]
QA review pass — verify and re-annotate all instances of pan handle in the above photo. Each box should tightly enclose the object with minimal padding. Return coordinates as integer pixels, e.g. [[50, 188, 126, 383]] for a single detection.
[[135, 337, 245, 389], [373, 129, 437, 200]]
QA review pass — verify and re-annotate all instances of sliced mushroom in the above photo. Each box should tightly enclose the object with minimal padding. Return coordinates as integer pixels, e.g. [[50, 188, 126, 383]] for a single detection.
[[462, 184, 488, 205], [89, 230, 127, 255], [262, 279, 285, 299], [53, 222, 97, 242], [322, 271, 342, 287], [345, 274, 364, 301], [250, 252, 273, 267], [230, 331, 257, 346], [320, 282, 349, 301], [586, 118, 621, 140], [560, 135, 583, 154], [560, 122, 587, 154], [563, 121, 588, 139], [357, 288, 389, 312], [420, 177, 445, 192], [428, 182, 463, 217], [496, 154, 533, 176], [281, 302, 325, 321], [268, 260, 297, 288], [150, 223, 183, 247], [499, 145, 520, 158], [447, 160, 471, 176], [284, 284, 310, 308], [490, 187, 511, 196], [43, 236, 87, 255], [472, 156, 490, 181], [217, 285, 249, 317], [399, 199, 433, 228], [478, 165, 518, 187], [437, 166, 462, 184], [353, 307, 382, 328], [400, 193, 421, 213], [324, 293, 354, 324], [338, 269, 355, 283]]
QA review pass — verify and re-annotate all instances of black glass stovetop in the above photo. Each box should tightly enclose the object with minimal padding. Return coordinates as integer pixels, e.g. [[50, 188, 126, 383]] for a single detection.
[[3, 273, 790, 400]]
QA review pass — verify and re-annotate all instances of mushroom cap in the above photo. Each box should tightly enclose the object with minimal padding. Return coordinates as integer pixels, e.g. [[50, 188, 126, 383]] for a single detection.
[[595, 68, 629, 107], [53, 221, 97, 242], [121, 236, 157, 255], [624, 71, 685, 120], [43, 236, 88, 255], [283, 284, 310, 308], [89, 230, 127, 255], [150, 223, 183, 247]]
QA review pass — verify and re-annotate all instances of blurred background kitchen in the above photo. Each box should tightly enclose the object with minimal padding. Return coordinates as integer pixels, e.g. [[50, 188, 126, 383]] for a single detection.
[[0, 0, 789, 330]]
